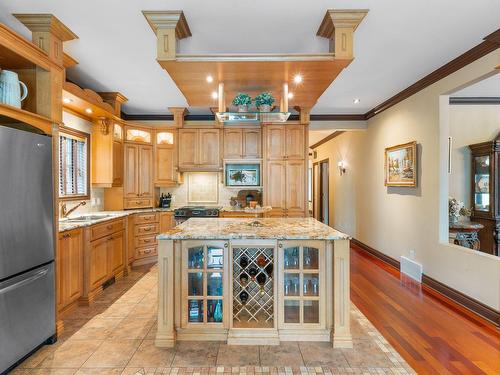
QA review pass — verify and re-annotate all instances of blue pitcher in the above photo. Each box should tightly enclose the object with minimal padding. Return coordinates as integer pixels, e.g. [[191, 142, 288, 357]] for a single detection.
[[0, 70, 28, 108]]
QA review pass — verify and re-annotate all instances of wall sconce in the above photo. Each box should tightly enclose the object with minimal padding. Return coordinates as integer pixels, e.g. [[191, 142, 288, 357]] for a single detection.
[[338, 161, 346, 176]]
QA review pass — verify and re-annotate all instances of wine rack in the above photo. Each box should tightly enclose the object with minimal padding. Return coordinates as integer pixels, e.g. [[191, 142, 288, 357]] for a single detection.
[[232, 246, 274, 328]]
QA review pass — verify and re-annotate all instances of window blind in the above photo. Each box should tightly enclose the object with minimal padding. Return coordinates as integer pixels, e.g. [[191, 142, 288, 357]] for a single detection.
[[59, 133, 88, 197]]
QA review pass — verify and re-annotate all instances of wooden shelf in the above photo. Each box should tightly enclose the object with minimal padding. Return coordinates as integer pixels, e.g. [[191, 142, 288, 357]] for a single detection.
[[63, 82, 118, 121], [0, 103, 53, 134]]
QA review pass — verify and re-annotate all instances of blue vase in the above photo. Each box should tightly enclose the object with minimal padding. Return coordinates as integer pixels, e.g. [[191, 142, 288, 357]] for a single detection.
[[214, 300, 223, 322]]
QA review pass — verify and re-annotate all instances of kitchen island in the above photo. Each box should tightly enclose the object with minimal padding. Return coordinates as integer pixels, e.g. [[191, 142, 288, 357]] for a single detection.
[[155, 218, 352, 348]]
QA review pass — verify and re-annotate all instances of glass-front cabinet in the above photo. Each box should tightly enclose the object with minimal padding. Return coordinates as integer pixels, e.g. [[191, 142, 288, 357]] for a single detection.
[[182, 241, 228, 327], [278, 241, 325, 328], [469, 140, 500, 256]]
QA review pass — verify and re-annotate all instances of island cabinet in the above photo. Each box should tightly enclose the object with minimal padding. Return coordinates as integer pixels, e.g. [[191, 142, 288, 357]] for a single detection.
[[155, 218, 351, 348], [223, 128, 261, 159], [178, 128, 221, 170], [81, 217, 126, 304], [57, 228, 84, 315]]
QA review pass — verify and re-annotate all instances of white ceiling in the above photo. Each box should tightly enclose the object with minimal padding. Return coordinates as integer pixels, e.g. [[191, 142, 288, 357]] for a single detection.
[[1, 0, 499, 115], [452, 73, 500, 97]]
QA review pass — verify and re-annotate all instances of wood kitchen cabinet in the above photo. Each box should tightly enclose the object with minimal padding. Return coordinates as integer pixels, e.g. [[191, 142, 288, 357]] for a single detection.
[[123, 143, 153, 208], [57, 228, 83, 314], [154, 129, 178, 186], [265, 124, 304, 160], [82, 218, 126, 304], [92, 121, 124, 187], [264, 124, 307, 217], [223, 128, 261, 159], [178, 128, 221, 170], [160, 211, 175, 232]]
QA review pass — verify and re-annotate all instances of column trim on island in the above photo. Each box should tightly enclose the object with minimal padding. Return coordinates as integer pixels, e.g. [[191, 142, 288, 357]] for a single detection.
[[155, 239, 176, 347], [333, 239, 352, 348]]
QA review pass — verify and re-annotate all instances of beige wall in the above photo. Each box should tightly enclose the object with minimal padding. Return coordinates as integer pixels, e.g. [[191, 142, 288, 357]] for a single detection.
[[449, 105, 500, 209], [313, 51, 500, 310]]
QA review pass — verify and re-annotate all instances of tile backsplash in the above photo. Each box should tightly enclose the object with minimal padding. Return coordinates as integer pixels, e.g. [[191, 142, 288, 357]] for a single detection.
[[160, 172, 235, 207]]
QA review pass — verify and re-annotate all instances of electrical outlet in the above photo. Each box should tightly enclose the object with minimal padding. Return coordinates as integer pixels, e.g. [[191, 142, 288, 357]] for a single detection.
[[409, 249, 415, 259]]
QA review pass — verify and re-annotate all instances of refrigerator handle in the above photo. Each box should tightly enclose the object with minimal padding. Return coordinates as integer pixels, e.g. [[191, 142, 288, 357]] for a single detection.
[[0, 268, 48, 295]]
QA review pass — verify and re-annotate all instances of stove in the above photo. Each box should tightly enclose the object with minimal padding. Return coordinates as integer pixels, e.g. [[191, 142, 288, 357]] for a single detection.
[[174, 206, 220, 224]]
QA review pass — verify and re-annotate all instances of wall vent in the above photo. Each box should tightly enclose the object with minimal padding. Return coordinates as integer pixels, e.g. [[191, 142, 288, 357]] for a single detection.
[[400, 256, 422, 282]]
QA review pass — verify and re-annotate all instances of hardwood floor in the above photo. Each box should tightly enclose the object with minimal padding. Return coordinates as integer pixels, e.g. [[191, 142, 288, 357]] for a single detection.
[[350, 243, 500, 375]]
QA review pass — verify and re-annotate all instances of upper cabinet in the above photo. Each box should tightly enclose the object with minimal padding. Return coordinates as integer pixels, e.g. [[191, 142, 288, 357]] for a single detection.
[[154, 129, 178, 186], [223, 128, 261, 159], [92, 120, 124, 188], [265, 125, 304, 160], [125, 125, 152, 144], [123, 142, 153, 209], [178, 128, 221, 171]]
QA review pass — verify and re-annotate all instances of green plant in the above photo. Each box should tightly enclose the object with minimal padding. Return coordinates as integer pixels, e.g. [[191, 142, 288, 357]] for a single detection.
[[254, 92, 275, 107], [232, 93, 252, 106]]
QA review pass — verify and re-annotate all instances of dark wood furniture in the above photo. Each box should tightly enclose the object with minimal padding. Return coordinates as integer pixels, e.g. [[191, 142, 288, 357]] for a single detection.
[[469, 138, 500, 256], [449, 221, 484, 250]]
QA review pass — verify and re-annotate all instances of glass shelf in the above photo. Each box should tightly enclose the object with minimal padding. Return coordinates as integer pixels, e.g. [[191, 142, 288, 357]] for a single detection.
[[216, 111, 291, 124]]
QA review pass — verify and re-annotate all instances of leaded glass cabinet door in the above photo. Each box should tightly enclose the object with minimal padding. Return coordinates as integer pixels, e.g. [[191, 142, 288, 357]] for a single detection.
[[278, 240, 325, 329], [181, 240, 228, 328]]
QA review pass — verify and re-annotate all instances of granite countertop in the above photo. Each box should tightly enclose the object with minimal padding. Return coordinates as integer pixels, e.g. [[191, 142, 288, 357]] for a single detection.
[[220, 206, 272, 214], [157, 218, 350, 240], [58, 207, 176, 232]]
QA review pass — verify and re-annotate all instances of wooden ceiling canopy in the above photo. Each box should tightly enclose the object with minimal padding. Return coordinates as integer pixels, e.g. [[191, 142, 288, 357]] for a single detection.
[[143, 9, 368, 111]]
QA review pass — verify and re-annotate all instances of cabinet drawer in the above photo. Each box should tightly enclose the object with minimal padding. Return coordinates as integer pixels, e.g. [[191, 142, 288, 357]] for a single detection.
[[134, 223, 159, 236], [124, 198, 153, 209], [134, 212, 159, 224], [135, 246, 157, 259], [90, 219, 125, 241], [221, 211, 262, 218], [134, 235, 157, 247]]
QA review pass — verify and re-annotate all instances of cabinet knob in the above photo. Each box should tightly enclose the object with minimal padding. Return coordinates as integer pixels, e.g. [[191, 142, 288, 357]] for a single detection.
[[107, 225, 113, 230]]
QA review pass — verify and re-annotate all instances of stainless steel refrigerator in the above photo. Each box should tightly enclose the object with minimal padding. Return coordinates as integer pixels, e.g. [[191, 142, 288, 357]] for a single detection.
[[0, 124, 55, 374]]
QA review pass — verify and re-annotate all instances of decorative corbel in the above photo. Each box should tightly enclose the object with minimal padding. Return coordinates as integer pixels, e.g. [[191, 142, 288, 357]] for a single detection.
[[98, 92, 129, 116], [317, 9, 368, 60], [97, 117, 112, 135], [168, 107, 188, 127], [142, 11, 191, 61]]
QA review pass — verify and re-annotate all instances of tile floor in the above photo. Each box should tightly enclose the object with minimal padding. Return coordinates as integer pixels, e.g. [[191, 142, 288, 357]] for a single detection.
[[11, 265, 415, 375]]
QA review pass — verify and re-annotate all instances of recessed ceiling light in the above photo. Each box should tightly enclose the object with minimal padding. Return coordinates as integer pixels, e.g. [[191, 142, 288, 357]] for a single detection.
[[63, 98, 73, 104], [206, 75, 214, 83], [211, 91, 218, 99], [353, 98, 361, 104], [293, 74, 302, 84], [288, 92, 294, 99], [85, 108, 93, 114]]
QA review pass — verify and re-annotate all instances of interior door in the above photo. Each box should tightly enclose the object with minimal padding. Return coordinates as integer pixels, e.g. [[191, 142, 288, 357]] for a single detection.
[[320, 160, 329, 225]]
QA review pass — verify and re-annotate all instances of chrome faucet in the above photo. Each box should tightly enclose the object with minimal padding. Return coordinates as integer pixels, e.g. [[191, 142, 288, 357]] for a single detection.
[[61, 201, 87, 218]]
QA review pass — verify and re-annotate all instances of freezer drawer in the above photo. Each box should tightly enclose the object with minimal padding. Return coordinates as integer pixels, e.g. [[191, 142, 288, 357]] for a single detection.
[[0, 262, 55, 374]]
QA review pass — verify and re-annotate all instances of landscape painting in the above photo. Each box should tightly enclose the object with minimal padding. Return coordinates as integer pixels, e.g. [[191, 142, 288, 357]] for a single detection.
[[385, 141, 417, 187]]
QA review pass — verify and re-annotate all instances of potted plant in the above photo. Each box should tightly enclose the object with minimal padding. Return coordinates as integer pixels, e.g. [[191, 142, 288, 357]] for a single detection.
[[254, 92, 275, 112], [448, 197, 471, 225], [232, 93, 252, 112]]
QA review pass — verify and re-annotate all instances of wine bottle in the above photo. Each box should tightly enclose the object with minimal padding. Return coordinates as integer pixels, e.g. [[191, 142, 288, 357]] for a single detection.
[[248, 267, 258, 280], [265, 263, 273, 278], [239, 290, 249, 304], [256, 272, 266, 286], [240, 272, 249, 285], [239, 256, 248, 269]]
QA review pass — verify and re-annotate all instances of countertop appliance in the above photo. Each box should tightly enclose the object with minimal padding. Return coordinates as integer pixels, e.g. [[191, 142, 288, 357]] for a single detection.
[[174, 206, 220, 224], [0, 124, 55, 374]]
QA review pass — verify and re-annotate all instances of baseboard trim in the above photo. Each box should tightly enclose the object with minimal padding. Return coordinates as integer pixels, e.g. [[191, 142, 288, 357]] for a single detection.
[[351, 238, 500, 329]]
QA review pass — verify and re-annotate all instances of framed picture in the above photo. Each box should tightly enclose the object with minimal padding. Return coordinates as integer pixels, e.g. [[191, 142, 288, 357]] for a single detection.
[[224, 162, 261, 187], [385, 141, 417, 187]]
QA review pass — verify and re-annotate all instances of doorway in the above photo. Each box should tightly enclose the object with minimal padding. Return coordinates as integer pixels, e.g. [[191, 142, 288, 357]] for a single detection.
[[313, 159, 329, 225]]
